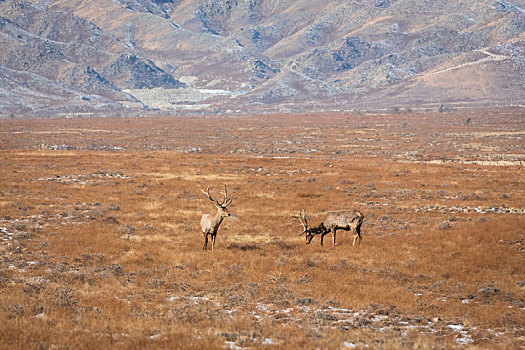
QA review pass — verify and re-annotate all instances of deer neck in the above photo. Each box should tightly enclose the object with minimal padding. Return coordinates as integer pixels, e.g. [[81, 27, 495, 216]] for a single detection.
[[212, 209, 224, 229], [311, 223, 327, 235]]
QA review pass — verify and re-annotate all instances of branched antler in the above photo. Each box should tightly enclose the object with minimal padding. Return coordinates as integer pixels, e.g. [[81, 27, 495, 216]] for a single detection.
[[202, 185, 233, 207], [221, 184, 233, 207], [292, 209, 309, 235], [202, 185, 217, 203]]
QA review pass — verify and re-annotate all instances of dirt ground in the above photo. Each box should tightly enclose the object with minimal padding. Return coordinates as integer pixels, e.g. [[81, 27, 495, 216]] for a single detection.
[[0, 110, 524, 349]]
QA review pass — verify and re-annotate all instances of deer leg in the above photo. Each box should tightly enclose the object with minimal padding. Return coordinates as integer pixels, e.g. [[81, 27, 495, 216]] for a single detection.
[[203, 233, 208, 251], [356, 225, 362, 246], [212, 233, 216, 251], [320, 232, 327, 245]]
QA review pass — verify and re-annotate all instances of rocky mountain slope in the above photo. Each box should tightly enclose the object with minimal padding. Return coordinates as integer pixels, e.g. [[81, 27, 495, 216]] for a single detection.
[[1, 0, 524, 116]]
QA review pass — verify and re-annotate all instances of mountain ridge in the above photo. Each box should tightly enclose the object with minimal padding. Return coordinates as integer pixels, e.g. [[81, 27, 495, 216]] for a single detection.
[[1, 0, 524, 117]]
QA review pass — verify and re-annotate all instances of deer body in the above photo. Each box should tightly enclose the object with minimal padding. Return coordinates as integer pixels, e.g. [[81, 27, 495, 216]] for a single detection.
[[294, 209, 364, 246], [319, 210, 364, 246], [200, 185, 232, 251]]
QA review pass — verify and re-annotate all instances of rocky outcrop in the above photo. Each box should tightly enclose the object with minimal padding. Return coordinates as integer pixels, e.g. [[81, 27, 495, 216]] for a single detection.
[[99, 54, 186, 89]]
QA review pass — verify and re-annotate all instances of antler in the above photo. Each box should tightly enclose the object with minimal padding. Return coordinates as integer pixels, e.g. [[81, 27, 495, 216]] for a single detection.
[[292, 209, 309, 235], [202, 185, 233, 207], [221, 185, 233, 207], [202, 185, 217, 203]]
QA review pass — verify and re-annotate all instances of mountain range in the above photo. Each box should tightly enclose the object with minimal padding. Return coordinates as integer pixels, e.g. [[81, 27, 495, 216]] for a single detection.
[[1, 0, 524, 117]]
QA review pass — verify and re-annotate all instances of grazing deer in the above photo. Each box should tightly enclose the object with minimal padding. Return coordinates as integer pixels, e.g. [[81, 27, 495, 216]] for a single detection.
[[200, 185, 233, 251], [293, 209, 364, 246]]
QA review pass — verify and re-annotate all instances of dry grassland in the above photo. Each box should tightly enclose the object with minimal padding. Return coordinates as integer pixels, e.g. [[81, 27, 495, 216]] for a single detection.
[[0, 110, 524, 349]]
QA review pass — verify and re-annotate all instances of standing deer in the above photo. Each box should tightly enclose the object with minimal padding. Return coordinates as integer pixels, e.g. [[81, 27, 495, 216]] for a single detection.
[[200, 185, 233, 251], [293, 209, 364, 246]]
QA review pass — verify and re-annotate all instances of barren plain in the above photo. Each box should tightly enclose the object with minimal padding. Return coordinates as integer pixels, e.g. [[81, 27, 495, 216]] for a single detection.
[[0, 110, 524, 349]]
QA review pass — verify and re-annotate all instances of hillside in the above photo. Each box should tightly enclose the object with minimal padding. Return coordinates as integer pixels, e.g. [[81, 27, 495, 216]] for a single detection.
[[1, 0, 524, 116]]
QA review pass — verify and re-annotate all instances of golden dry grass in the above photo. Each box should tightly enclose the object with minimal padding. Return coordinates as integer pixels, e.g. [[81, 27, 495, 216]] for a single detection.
[[0, 110, 524, 349]]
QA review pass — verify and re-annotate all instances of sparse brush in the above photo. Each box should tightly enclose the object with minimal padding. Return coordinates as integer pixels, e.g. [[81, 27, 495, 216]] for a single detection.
[[0, 112, 524, 349]]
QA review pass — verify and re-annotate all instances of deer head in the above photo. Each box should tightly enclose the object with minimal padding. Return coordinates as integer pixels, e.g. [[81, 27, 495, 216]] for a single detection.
[[202, 185, 233, 218], [292, 210, 326, 244]]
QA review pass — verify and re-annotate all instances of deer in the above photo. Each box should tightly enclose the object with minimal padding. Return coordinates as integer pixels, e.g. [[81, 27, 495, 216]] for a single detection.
[[200, 185, 233, 251], [293, 209, 364, 246]]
